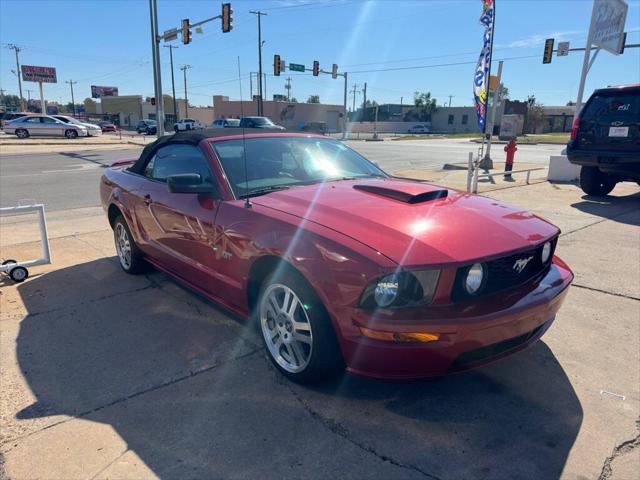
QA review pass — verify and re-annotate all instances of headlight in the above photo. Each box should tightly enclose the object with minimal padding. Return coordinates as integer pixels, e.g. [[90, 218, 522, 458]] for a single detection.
[[360, 270, 440, 309], [541, 241, 552, 263], [374, 275, 399, 307], [464, 263, 485, 295]]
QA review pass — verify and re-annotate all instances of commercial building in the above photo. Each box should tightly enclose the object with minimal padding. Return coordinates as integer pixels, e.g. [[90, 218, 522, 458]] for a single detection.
[[212, 95, 345, 132]]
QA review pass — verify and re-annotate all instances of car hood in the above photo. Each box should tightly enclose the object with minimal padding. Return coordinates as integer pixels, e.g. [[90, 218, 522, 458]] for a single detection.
[[252, 178, 559, 266]]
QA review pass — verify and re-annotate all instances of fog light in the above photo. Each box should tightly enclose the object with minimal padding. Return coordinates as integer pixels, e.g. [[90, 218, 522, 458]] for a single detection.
[[465, 263, 485, 295], [541, 241, 552, 263]]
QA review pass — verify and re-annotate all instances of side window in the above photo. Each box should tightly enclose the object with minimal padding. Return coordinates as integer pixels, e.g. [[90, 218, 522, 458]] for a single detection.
[[462, 114, 469, 125], [147, 144, 214, 183], [448, 114, 455, 125], [25, 117, 42, 123], [42, 117, 57, 124]]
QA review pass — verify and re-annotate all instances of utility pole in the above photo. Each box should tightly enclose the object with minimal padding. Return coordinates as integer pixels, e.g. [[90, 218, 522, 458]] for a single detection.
[[249, 10, 267, 116], [6, 44, 25, 111], [180, 65, 191, 117], [342, 71, 348, 139], [26, 89, 33, 103], [65, 80, 78, 115], [285, 77, 292, 101], [148, 0, 165, 137], [164, 45, 179, 122], [448, 95, 453, 107], [362, 82, 367, 119], [351, 83, 359, 115]]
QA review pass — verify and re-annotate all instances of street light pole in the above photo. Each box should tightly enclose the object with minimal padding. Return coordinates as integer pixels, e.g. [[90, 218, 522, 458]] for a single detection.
[[65, 80, 78, 116], [250, 10, 267, 116], [149, 0, 165, 137], [181, 65, 191, 118], [6, 44, 25, 111], [342, 71, 348, 139], [164, 45, 179, 122]]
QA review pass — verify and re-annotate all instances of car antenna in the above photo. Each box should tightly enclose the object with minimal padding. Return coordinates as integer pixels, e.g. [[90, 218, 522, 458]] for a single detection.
[[237, 56, 251, 209]]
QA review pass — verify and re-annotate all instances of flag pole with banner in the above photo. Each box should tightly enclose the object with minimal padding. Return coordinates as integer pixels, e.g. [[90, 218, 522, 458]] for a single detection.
[[474, 0, 495, 166]]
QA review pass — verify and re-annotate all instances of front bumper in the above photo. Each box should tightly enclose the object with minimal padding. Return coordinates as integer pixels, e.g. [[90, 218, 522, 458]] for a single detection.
[[338, 257, 573, 379], [87, 129, 102, 136]]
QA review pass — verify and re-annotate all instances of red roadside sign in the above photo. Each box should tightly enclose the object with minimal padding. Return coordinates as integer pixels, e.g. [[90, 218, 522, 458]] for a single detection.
[[21, 65, 57, 83]]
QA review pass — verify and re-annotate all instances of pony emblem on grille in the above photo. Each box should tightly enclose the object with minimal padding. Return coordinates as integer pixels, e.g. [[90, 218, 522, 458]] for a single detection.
[[513, 256, 533, 274]]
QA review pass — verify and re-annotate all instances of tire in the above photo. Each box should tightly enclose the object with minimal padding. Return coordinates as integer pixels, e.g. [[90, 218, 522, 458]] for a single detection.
[[9, 266, 28, 283], [174, 126, 179, 133], [15, 129, 29, 139], [65, 129, 78, 139], [257, 267, 343, 383], [580, 166, 616, 196], [113, 215, 147, 274]]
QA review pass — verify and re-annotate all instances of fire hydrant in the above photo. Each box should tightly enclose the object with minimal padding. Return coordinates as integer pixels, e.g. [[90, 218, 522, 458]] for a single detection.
[[504, 138, 517, 180]]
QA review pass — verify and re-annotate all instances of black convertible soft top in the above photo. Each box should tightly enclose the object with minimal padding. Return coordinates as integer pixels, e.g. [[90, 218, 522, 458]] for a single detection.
[[129, 128, 310, 174]]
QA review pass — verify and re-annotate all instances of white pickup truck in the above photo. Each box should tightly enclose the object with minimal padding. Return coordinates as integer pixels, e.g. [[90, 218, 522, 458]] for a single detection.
[[173, 118, 205, 132]]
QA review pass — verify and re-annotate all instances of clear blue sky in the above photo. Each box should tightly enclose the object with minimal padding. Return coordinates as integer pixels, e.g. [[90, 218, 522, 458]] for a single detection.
[[1, 0, 639, 109]]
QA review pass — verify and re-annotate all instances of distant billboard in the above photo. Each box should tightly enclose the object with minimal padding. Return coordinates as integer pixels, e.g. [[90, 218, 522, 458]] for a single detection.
[[91, 85, 119, 98], [590, 0, 628, 54], [21, 65, 57, 83]]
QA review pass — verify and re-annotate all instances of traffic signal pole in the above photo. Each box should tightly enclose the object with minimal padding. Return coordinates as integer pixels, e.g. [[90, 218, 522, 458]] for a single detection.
[[149, 0, 165, 137], [164, 45, 179, 122], [250, 11, 267, 116], [342, 72, 348, 139]]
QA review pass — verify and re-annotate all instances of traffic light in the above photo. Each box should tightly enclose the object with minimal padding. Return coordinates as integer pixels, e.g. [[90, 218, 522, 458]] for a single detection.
[[182, 18, 191, 44], [331, 63, 338, 79], [542, 38, 554, 64], [274, 54, 281, 76], [151, 97, 156, 106], [222, 3, 233, 33], [313, 61, 319, 76]]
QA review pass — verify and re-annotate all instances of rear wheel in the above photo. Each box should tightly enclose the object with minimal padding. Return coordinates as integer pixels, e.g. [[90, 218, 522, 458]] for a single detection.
[[257, 267, 343, 383], [15, 129, 29, 139], [65, 129, 78, 139], [580, 166, 616, 196], [113, 215, 147, 274]]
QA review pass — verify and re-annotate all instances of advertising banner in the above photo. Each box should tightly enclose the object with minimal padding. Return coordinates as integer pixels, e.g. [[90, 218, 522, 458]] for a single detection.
[[21, 65, 57, 83], [91, 85, 119, 98], [473, 0, 495, 132], [590, 0, 628, 54]]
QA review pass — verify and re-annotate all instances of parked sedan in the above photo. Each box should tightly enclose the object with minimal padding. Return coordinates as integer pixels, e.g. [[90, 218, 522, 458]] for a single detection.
[[5, 115, 88, 138], [53, 115, 102, 136], [97, 120, 117, 133], [101, 129, 573, 383], [174, 118, 205, 132], [211, 118, 241, 128], [408, 124, 430, 134], [136, 119, 157, 134], [239, 116, 285, 129]]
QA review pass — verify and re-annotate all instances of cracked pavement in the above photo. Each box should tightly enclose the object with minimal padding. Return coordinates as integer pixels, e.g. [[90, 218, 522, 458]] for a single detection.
[[1, 174, 639, 478]]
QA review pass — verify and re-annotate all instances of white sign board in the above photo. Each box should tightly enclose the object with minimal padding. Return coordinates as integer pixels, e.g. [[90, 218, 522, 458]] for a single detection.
[[590, 0, 628, 54], [557, 42, 570, 56]]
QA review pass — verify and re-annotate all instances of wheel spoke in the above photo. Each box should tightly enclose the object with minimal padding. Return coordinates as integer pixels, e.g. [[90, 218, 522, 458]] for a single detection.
[[292, 319, 311, 332], [284, 343, 297, 365], [293, 331, 312, 344], [282, 290, 291, 315], [286, 295, 299, 318], [268, 294, 280, 314], [290, 340, 306, 362]]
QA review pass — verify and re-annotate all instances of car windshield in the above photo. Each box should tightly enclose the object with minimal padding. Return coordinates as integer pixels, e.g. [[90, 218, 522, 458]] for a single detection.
[[212, 136, 387, 198], [227, 119, 240, 126]]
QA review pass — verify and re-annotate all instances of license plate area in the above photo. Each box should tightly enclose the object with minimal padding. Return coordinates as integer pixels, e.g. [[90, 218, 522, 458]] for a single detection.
[[609, 126, 629, 137]]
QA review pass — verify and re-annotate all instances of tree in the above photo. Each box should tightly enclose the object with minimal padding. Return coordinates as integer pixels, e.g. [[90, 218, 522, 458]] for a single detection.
[[0, 94, 23, 111], [290, 97, 298, 103], [566, 100, 576, 106], [489, 83, 509, 101], [525, 95, 545, 134], [307, 95, 320, 104], [404, 91, 438, 122]]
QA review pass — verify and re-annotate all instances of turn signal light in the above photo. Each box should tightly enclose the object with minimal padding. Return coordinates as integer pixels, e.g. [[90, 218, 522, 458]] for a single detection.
[[360, 327, 440, 343]]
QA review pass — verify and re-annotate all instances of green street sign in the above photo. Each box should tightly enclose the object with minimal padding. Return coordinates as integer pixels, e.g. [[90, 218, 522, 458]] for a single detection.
[[289, 63, 305, 72]]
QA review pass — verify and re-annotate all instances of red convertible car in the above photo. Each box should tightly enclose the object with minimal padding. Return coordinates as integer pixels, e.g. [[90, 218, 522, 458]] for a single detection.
[[100, 129, 573, 382]]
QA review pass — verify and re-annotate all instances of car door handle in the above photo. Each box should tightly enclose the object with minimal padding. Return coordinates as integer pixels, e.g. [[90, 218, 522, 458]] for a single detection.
[[143, 194, 152, 206]]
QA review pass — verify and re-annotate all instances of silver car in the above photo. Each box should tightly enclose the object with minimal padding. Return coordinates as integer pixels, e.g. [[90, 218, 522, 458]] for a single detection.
[[4, 115, 89, 139], [53, 115, 102, 136]]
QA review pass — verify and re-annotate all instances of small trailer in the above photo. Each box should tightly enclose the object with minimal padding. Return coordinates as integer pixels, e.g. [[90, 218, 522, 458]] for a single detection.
[[0, 204, 51, 283]]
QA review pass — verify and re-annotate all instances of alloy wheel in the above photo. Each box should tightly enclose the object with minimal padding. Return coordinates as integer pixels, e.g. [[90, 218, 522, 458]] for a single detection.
[[260, 283, 313, 373], [115, 223, 132, 270]]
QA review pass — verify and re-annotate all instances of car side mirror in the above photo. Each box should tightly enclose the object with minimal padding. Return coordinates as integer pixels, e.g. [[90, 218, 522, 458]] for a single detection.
[[167, 174, 219, 197]]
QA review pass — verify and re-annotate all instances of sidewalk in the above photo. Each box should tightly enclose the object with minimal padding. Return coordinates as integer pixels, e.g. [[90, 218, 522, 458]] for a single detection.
[[1, 180, 638, 480], [0, 133, 151, 155]]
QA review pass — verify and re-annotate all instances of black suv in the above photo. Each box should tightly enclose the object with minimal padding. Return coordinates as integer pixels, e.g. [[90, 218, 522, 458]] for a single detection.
[[567, 84, 639, 195], [136, 119, 156, 134]]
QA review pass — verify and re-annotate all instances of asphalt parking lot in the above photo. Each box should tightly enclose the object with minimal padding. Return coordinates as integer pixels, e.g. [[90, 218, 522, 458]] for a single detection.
[[0, 141, 638, 479]]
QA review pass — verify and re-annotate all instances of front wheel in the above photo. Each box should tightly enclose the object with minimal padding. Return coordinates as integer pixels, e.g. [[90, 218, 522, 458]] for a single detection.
[[65, 129, 78, 139], [258, 268, 343, 383], [580, 166, 616, 196], [15, 129, 29, 139], [113, 215, 147, 274]]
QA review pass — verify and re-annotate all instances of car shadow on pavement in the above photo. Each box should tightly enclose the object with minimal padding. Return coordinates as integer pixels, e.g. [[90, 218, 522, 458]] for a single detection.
[[14, 258, 583, 479], [571, 190, 640, 226]]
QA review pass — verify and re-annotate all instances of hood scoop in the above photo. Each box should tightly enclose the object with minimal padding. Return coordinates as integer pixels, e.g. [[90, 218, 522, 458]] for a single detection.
[[353, 184, 448, 204]]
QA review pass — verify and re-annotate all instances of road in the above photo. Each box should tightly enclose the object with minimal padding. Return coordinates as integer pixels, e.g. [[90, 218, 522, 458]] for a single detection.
[[0, 139, 564, 211]]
